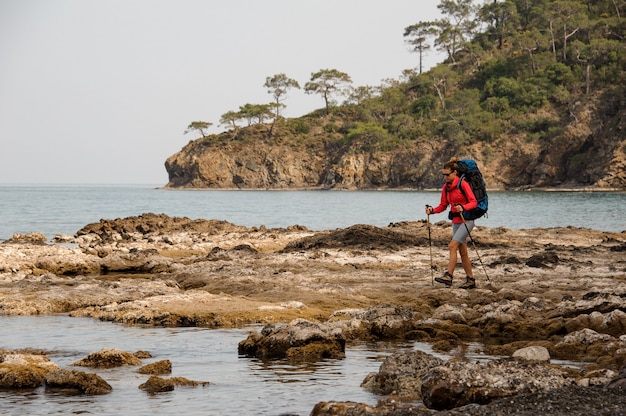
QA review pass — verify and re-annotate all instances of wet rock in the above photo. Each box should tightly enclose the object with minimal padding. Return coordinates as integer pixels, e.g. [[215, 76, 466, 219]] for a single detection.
[[309, 401, 378, 415], [0, 365, 47, 389], [137, 359, 172, 375], [421, 358, 573, 410], [512, 345, 551, 362], [329, 304, 416, 339], [360, 350, 444, 400], [134, 350, 153, 359], [552, 328, 626, 366], [606, 362, 626, 389], [44, 368, 112, 395], [0, 353, 60, 389], [139, 375, 175, 393], [138, 375, 209, 393], [72, 347, 142, 368], [238, 319, 345, 360], [0, 352, 59, 389]]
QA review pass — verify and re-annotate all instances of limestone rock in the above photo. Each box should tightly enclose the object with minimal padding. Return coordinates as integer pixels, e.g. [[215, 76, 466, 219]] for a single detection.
[[512, 346, 551, 362], [329, 304, 416, 339], [421, 358, 573, 410], [137, 359, 172, 375], [360, 350, 444, 400], [0, 353, 60, 389], [138, 375, 209, 393], [44, 368, 112, 395], [72, 347, 142, 368], [238, 319, 345, 360]]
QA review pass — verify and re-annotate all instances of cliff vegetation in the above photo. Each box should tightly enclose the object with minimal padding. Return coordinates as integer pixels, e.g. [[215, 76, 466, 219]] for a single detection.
[[165, 0, 625, 190]]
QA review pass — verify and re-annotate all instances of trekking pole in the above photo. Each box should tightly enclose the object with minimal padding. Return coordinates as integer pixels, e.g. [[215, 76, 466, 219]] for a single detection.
[[459, 213, 491, 284], [425, 205, 434, 286]]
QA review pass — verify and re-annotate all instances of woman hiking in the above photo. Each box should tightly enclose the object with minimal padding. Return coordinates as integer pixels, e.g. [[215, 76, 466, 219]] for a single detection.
[[425, 157, 478, 289]]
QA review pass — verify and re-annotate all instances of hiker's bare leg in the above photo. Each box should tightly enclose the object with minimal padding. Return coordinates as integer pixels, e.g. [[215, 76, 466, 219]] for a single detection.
[[448, 240, 460, 275], [459, 243, 473, 277]]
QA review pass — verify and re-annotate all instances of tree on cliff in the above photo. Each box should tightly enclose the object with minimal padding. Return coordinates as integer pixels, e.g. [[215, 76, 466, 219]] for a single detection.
[[184, 121, 212, 138], [404, 22, 437, 74], [304, 69, 353, 113], [264, 73, 300, 118]]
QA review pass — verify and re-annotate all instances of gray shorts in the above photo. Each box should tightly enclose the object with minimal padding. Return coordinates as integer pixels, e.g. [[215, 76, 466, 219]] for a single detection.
[[452, 220, 474, 244]]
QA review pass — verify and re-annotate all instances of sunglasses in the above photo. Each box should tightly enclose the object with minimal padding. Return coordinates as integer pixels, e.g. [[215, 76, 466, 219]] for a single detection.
[[442, 171, 454, 176]]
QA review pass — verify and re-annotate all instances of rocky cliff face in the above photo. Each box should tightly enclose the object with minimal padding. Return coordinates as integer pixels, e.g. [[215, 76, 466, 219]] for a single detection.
[[164, 100, 626, 191]]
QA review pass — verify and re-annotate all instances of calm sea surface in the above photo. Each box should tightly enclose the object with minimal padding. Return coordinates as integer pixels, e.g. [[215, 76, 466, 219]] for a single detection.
[[0, 184, 624, 241], [0, 185, 623, 415]]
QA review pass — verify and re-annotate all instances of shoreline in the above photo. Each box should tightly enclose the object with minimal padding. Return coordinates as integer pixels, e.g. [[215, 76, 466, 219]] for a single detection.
[[159, 184, 626, 192]]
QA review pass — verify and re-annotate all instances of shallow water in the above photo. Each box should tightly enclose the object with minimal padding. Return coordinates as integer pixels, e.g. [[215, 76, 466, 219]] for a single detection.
[[0, 315, 426, 416]]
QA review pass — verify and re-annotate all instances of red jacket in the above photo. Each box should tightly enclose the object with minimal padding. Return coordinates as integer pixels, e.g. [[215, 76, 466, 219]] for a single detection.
[[432, 176, 478, 224]]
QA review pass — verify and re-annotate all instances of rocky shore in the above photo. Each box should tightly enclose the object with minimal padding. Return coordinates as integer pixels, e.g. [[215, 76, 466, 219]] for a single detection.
[[1, 213, 625, 414]]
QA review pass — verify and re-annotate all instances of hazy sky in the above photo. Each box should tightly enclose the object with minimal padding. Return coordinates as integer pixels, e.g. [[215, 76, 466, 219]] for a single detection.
[[0, 0, 443, 185]]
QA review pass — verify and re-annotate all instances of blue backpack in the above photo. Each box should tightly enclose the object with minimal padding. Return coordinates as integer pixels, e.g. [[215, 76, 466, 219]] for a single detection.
[[456, 159, 488, 220]]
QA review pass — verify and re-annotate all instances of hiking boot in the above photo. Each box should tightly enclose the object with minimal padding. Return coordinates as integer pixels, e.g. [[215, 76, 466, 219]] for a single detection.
[[435, 272, 453, 287], [459, 276, 476, 289]]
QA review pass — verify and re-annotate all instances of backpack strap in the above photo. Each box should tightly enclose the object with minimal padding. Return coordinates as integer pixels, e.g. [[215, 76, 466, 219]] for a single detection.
[[456, 176, 469, 203]]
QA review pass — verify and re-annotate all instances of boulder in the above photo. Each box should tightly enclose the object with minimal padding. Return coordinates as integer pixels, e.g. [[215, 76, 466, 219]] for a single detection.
[[139, 375, 175, 393], [0, 353, 60, 389], [421, 358, 573, 410], [512, 345, 551, 362], [360, 350, 443, 400], [238, 319, 345, 360], [138, 375, 209, 393], [72, 347, 142, 368], [44, 368, 112, 394], [137, 359, 172, 375], [329, 304, 416, 339]]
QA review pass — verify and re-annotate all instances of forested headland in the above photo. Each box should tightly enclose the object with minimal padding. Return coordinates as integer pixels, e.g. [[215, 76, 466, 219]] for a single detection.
[[166, 0, 625, 190]]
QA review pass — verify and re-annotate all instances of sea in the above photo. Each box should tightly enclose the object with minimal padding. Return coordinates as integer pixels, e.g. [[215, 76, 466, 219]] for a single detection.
[[0, 184, 624, 241], [0, 184, 624, 416]]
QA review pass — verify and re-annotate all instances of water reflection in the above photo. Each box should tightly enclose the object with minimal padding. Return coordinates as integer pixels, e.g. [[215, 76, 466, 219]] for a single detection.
[[0, 316, 412, 415]]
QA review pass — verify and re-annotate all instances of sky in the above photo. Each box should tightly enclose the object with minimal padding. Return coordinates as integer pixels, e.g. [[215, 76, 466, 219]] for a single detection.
[[0, 0, 444, 185]]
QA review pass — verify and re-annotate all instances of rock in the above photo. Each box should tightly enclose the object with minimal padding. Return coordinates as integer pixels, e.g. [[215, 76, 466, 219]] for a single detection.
[[7, 232, 48, 244], [137, 359, 172, 375], [526, 251, 559, 268], [605, 361, 626, 389], [134, 350, 153, 359], [138, 375, 209, 393], [72, 347, 142, 368], [51, 234, 75, 243], [238, 319, 345, 360], [0, 353, 60, 389], [432, 304, 467, 324], [310, 401, 378, 416], [564, 309, 626, 337], [360, 350, 443, 400], [329, 304, 416, 339], [44, 368, 112, 394], [512, 346, 551, 362], [0, 365, 48, 389], [139, 375, 175, 393], [421, 358, 573, 410]]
